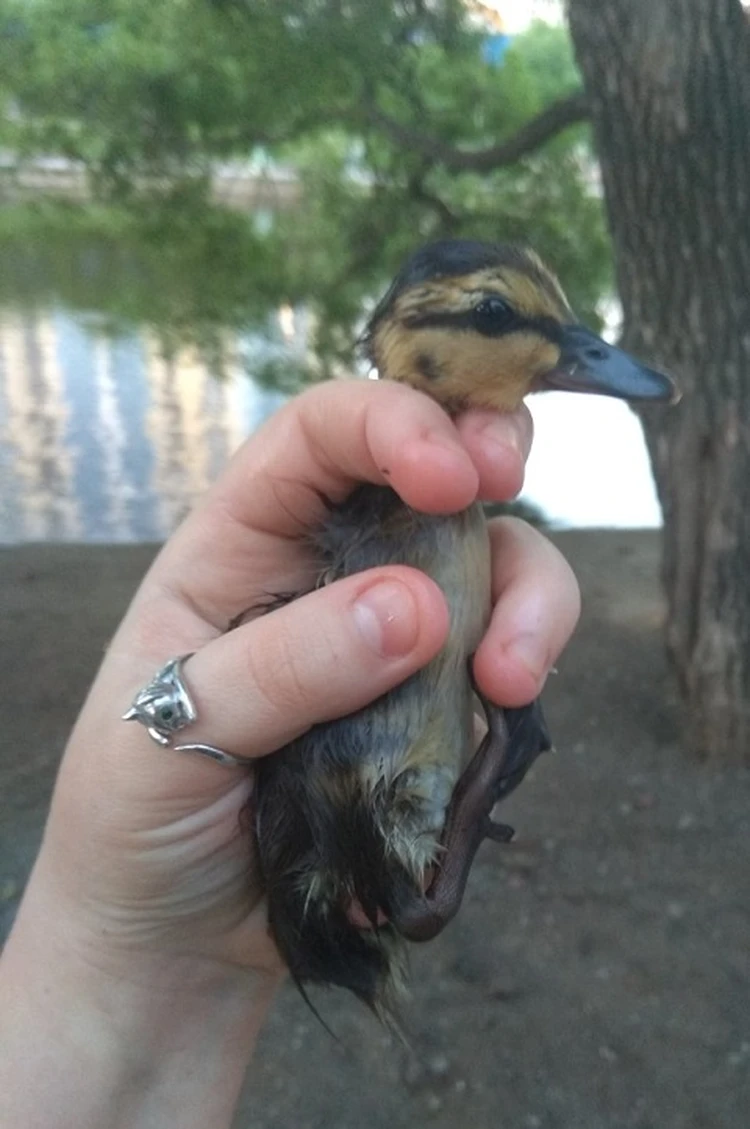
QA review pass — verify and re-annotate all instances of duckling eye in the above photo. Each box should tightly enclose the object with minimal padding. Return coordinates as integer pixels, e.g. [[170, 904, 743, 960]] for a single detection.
[[472, 296, 516, 336]]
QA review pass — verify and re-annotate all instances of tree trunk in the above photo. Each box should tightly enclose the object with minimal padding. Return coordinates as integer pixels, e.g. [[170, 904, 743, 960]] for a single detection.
[[567, 0, 750, 759]]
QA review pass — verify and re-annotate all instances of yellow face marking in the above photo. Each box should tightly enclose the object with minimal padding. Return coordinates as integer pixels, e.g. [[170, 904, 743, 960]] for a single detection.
[[374, 322, 561, 412]]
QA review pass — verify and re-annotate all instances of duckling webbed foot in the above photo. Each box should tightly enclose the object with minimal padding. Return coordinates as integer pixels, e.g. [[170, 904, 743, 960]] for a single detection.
[[389, 678, 551, 943]]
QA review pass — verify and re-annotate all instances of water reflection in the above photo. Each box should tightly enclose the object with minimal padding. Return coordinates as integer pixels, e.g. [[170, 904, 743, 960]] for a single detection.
[[0, 307, 284, 543]]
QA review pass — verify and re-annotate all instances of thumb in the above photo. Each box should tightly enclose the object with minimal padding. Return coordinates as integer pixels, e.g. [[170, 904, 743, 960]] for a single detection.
[[127, 566, 450, 768]]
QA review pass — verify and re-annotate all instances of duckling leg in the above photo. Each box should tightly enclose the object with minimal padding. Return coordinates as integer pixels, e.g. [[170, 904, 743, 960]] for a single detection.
[[389, 678, 551, 943]]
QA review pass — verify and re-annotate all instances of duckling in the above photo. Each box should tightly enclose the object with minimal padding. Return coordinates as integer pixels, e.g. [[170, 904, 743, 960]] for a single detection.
[[252, 240, 677, 1018]]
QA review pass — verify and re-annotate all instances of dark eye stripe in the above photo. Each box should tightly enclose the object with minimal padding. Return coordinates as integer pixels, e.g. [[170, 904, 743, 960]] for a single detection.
[[402, 309, 564, 342], [403, 310, 508, 332]]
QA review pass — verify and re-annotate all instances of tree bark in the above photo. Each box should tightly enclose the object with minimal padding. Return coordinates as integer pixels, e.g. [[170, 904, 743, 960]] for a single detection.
[[567, 0, 750, 758]]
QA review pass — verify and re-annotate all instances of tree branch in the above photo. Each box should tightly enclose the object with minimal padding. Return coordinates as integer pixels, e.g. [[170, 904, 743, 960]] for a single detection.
[[406, 167, 463, 232], [365, 89, 589, 174]]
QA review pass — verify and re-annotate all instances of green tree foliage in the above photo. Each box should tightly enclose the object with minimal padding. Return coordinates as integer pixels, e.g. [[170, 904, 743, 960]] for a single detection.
[[0, 1, 611, 372], [0, 196, 282, 375]]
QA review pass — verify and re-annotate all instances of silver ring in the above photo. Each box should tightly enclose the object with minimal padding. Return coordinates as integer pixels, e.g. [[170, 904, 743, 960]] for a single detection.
[[122, 654, 245, 769]]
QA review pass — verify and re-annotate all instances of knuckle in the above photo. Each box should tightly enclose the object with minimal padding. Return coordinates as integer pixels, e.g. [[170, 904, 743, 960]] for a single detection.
[[244, 622, 319, 720], [488, 515, 581, 630], [516, 404, 535, 460], [488, 513, 532, 540], [548, 542, 582, 617]]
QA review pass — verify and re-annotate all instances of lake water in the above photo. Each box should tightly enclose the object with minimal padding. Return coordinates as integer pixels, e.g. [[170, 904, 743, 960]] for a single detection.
[[0, 306, 288, 542], [0, 303, 662, 544]]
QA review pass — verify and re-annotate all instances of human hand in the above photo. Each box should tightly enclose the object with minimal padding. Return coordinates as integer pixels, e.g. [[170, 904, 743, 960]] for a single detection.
[[0, 379, 579, 1129]]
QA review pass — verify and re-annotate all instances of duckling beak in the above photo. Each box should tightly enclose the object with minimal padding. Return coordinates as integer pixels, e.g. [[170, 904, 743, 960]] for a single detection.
[[539, 325, 681, 404]]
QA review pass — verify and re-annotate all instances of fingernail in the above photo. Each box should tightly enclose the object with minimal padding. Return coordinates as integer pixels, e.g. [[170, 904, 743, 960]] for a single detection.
[[506, 633, 549, 684], [478, 414, 528, 459], [353, 580, 419, 658]]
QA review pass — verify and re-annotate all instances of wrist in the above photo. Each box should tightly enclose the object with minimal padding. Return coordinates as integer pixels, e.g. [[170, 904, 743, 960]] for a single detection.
[[0, 869, 281, 1129]]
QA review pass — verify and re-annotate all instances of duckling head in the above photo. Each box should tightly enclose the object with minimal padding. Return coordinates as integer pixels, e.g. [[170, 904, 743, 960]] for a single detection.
[[364, 239, 678, 410]]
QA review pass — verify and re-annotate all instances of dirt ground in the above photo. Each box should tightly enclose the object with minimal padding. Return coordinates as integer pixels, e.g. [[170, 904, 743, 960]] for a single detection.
[[1, 531, 748, 1129]]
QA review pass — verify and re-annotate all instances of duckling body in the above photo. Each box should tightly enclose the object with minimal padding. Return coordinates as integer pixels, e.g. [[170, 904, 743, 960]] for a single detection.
[[255, 489, 490, 1006], [253, 240, 678, 1015], [312, 486, 490, 863]]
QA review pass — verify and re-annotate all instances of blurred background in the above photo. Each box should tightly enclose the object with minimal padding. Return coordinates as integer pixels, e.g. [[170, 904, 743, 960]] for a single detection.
[[0, 0, 661, 544], [1, 2, 749, 1127]]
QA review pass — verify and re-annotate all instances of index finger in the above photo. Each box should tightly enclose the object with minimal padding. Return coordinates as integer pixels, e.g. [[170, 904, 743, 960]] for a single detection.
[[148, 380, 527, 629]]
